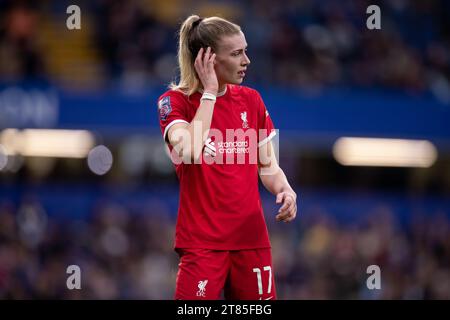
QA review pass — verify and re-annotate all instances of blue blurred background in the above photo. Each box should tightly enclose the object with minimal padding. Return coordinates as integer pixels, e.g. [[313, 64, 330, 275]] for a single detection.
[[0, 0, 449, 299]]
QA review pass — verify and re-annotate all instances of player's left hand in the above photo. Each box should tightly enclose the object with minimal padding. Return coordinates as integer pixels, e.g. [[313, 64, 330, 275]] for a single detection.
[[275, 191, 297, 223]]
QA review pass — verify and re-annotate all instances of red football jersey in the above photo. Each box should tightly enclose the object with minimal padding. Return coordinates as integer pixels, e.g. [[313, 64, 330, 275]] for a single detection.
[[157, 84, 276, 250]]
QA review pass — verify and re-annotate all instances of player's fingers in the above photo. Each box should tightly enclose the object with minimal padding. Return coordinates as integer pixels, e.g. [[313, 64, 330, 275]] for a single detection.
[[276, 192, 285, 204], [208, 52, 216, 63], [277, 199, 296, 220], [278, 206, 296, 223], [284, 214, 295, 223], [278, 203, 288, 214], [195, 47, 204, 65], [194, 48, 204, 73], [278, 196, 293, 213], [207, 53, 216, 71], [203, 47, 211, 67], [286, 206, 297, 222], [276, 205, 293, 221], [276, 212, 290, 222]]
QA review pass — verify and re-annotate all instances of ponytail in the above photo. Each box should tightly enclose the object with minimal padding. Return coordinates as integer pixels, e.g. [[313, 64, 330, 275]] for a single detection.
[[170, 15, 241, 96]]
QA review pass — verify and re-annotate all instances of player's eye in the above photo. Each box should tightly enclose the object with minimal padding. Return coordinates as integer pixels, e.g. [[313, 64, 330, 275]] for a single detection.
[[231, 48, 248, 57]]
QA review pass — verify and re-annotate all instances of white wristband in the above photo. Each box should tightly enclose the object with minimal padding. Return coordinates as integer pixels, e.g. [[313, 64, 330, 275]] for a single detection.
[[200, 92, 217, 102]]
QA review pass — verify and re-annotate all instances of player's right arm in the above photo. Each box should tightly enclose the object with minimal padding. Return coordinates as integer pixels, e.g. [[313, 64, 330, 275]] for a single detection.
[[167, 47, 218, 163]]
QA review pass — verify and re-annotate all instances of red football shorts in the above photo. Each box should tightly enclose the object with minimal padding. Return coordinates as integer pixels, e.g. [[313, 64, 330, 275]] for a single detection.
[[174, 248, 276, 300]]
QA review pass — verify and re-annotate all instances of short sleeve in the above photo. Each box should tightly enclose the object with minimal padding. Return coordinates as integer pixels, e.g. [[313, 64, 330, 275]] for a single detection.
[[254, 91, 277, 147], [157, 92, 190, 143]]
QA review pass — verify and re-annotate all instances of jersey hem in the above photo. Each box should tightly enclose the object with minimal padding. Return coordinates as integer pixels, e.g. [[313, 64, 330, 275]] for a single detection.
[[174, 243, 272, 251]]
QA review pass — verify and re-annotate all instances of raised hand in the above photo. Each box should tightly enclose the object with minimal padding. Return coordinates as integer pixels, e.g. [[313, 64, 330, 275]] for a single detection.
[[194, 47, 218, 95]]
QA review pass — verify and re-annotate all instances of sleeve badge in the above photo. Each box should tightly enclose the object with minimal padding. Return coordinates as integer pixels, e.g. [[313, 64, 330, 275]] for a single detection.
[[158, 96, 172, 121]]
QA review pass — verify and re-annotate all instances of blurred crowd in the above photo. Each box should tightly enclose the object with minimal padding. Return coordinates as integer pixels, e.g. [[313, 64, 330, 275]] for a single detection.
[[270, 205, 450, 299], [0, 0, 449, 100], [0, 196, 448, 299], [1, 0, 449, 301]]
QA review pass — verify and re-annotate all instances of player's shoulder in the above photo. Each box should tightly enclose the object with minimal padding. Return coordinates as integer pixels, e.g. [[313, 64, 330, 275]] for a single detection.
[[158, 88, 189, 102], [229, 85, 263, 112], [157, 89, 190, 122], [157, 88, 191, 115], [229, 84, 260, 98]]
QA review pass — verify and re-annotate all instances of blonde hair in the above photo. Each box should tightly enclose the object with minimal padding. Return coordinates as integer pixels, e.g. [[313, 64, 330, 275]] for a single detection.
[[170, 15, 241, 96]]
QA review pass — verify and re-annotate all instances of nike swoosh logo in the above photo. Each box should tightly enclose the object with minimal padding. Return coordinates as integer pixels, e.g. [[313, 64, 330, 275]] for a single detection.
[[259, 296, 273, 300]]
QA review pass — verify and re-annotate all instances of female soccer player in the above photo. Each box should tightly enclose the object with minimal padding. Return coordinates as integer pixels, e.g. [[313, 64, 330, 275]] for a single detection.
[[157, 15, 297, 300]]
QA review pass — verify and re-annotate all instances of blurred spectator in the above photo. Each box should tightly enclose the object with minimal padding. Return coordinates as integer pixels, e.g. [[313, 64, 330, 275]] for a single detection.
[[0, 0, 449, 100], [0, 1, 47, 81], [0, 197, 448, 299], [0, 0, 449, 300]]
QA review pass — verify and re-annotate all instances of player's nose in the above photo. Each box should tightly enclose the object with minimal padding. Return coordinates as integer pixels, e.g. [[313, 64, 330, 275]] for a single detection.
[[242, 53, 250, 66]]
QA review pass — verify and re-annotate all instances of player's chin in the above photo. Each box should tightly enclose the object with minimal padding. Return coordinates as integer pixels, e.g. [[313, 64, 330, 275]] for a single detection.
[[232, 77, 244, 84]]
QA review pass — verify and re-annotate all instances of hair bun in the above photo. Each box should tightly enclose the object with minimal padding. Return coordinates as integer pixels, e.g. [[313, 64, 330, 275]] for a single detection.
[[192, 17, 203, 28]]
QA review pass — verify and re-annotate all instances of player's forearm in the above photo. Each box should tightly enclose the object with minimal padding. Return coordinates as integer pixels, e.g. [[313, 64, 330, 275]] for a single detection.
[[260, 166, 296, 198], [185, 98, 215, 161]]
